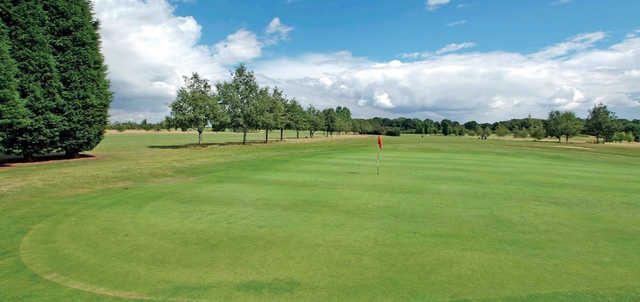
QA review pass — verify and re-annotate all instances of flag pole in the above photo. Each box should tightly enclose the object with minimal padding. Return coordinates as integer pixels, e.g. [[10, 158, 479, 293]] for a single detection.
[[377, 147, 380, 176]]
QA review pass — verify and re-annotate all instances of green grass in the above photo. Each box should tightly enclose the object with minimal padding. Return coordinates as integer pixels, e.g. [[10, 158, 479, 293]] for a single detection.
[[1, 132, 639, 301]]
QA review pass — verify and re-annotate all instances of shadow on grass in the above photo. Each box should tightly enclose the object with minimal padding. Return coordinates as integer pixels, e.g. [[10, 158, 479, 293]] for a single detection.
[[148, 139, 275, 149], [0, 153, 97, 168]]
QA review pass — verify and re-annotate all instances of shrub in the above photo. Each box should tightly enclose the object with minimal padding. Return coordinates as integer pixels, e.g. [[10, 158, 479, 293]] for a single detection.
[[530, 127, 545, 140], [513, 128, 529, 138], [384, 128, 401, 136], [495, 125, 509, 137], [612, 132, 626, 143]]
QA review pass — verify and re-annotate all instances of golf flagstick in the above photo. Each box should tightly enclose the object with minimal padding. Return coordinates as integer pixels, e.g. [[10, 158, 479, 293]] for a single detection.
[[377, 136, 383, 176]]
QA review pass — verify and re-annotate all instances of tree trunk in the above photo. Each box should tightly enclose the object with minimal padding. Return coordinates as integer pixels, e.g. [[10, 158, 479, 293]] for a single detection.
[[23, 152, 33, 162], [198, 130, 203, 145], [565, 135, 569, 144], [310, 130, 313, 137], [265, 128, 269, 144], [296, 130, 299, 139], [280, 128, 284, 141], [243, 130, 247, 145], [596, 136, 600, 144]]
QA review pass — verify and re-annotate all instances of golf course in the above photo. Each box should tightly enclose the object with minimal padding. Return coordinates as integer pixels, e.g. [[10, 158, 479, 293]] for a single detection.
[[1, 132, 639, 301]]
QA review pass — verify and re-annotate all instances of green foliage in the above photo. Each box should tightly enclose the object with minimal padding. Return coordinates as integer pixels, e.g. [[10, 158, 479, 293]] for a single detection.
[[44, 0, 112, 157], [216, 65, 261, 144], [0, 18, 24, 155], [441, 119, 452, 136], [495, 124, 510, 137], [322, 108, 337, 135], [612, 132, 626, 143], [546, 111, 583, 143], [585, 104, 619, 143], [0, 1, 111, 160], [306, 105, 324, 137], [1, 1, 65, 161], [384, 128, 401, 136], [168, 73, 225, 144], [513, 128, 529, 138], [530, 126, 546, 140]]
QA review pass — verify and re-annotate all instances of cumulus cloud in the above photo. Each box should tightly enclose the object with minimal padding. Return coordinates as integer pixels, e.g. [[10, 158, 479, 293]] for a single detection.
[[93, 0, 291, 121], [265, 17, 293, 43], [95, 0, 640, 123], [213, 30, 263, 64], [255, 33, 640, 122]]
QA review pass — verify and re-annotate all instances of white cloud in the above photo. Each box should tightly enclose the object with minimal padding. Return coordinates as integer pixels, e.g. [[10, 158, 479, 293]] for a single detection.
[[255, 33, 640, 122], [400, 42, 476, 58], [426, 0, 451, 11], [446, 20, 467, 27], [531, 32, 606, 59], [436, 42, 476, 54], [213, 29, 263, 64], [93, 0, 290, 121], [95, 0, 640, 123], [266, 17, 293, 40]]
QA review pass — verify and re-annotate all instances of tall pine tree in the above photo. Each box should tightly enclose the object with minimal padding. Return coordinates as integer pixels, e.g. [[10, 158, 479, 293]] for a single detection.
[[2, 1, 64, 161], [44, 0, 112, 157]]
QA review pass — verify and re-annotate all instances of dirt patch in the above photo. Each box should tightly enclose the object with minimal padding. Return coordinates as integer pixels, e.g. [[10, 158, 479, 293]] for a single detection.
[[0, 154, 101, 169], [552, 146, 592, 150]]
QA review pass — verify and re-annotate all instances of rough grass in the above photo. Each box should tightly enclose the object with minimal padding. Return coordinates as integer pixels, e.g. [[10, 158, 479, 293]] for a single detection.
[[1, 132, 639, 301]]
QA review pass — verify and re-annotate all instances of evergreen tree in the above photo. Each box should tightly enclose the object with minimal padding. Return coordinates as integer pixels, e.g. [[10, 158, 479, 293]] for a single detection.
[[0, 17, 27, 155], [44, 0, 112, 157], [2, 1, 64, 161]]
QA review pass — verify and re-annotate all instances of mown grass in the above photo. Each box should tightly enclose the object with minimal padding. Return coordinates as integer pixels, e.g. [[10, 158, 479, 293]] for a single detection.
[[1, 132, 639, 301]]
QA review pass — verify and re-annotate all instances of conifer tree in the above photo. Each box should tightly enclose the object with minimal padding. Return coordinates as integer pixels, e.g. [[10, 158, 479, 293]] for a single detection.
[[44, 0, 112, 157], [0, 17, 27, 155], [2, 1, 64, 161]]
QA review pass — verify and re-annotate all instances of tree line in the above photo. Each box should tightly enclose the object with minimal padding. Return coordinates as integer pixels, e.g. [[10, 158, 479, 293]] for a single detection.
[[166, 65, 638, 145], [166, 66, 355, 144], [0, 1, 111, 161]]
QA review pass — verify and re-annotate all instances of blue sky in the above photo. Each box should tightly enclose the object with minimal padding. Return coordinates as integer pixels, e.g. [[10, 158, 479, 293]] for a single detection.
[[94, 0, 640, 122], [173, 0, 639, 61]]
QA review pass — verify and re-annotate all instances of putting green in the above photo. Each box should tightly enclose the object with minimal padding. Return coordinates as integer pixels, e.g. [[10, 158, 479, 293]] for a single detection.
[[4, 133, 640, 301]]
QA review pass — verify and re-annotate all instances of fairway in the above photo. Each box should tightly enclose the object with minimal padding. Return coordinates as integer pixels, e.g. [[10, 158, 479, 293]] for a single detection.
[[1, 132, 640, 301]]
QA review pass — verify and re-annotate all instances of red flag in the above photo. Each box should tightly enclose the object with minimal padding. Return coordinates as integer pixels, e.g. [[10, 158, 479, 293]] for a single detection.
[[377, 135, 383, 149]]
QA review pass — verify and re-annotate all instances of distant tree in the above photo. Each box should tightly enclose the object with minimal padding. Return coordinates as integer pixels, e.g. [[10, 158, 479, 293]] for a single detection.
[[168, 73, 225, 145], [322, 108, 337, 136], [495, 124, 509, 137], [335, 106, 352, 134], [270, 88, 288, 141], [217, 65, 261, 144], [530, 127, 546, 140], [585, 104, 619, 144], [513, 128, 529, 138], [441, 119, 453, 136], [286, 99, 306, 139], [612, 132, 626, 143], [44, 0, 112, 158], [547, 111, 583, 143], [258, 87, 286, 143], [306, 105, 324, 137]]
